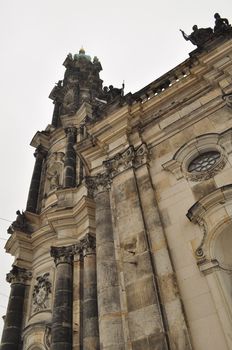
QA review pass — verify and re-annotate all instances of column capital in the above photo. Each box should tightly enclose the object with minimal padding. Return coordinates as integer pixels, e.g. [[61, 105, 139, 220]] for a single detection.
[[80, 233, 96, 256], [6, 265, 32, 285], [34, 145, 47, 159], [85, 173, 111, 197], [51, 245, 74, 266], [103, 143, 150, 178], [65, 126, 77, 136]]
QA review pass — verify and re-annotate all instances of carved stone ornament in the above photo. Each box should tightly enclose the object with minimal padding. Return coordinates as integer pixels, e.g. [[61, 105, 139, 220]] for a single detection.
[[222, 93, 232, 108], [51, 245, 74, 266], [7, 210, 32, 234], [79, 233, 96, 256], [32, 273, 52, 313], [46, 152, 65, 193], [44, 324, 51, 350], [103, 143, 150, 178], [6, 265, 32, 284], [85, 173, 111, 197], [163, 131, 232, 182]]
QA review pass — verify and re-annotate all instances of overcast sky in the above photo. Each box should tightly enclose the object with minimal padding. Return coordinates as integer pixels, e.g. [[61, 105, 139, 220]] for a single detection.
[[0, 0, 232, 337]]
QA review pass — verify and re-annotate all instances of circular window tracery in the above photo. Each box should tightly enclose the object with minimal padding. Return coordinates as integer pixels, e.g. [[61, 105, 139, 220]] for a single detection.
[[188, 151, 221, 173]]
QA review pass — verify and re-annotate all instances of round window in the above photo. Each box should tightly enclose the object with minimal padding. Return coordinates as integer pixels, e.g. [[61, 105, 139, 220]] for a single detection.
[[188, 151, 221, 173]]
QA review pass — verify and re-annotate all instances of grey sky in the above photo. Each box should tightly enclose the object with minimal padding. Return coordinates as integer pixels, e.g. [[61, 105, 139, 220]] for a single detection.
[[0, 0, 231, 336]]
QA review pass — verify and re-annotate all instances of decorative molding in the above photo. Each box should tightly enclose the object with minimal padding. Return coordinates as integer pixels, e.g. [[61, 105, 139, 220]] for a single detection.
[[50, 245, 74, 265], [32, 273, 52, 313], [6, 265, 32, 285], [186, 152, 227, 181]]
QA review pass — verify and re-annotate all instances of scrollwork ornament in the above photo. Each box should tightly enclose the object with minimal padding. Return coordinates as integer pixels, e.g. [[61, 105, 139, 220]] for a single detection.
[[194, 218, 207, 262], [134, 143, 150, 168], [222, 93, 232, 108], [44, 324, 51, 350]]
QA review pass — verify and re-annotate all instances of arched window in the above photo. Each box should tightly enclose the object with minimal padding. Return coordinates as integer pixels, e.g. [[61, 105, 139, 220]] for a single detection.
[[187, 185, 232, 349]]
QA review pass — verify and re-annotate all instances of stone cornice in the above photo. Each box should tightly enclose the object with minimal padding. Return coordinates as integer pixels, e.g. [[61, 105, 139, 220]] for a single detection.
[[30, 131, 50, 151], [60, 102, 93, 129]]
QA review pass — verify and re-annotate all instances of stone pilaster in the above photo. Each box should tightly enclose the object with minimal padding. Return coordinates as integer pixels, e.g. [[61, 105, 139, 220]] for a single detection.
[[64, 127, 77, 188], [50, 246, 74, 350], [133, 145, 192, 349], [26, 145, 47, 213], [81, 234, 99, 350], [0, 266, 32, 350], [85, 174, 125, 350]]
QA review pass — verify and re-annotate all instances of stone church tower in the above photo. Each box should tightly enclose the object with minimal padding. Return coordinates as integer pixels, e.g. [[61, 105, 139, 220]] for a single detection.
[[1, 15, 232, 350]]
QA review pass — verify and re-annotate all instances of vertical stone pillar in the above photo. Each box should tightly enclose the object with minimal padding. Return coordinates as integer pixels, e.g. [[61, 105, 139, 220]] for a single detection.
[[26, 145, 47, 213], [81, 234, 99, 350], [50, 246, 74, 350], [86, 174, 125, 350], [64, 127, 77, 188], [133, 144, 192, 349], [0, 266, 31, 350], [73, 249, 83, 350], [51, 100, 61, 128]]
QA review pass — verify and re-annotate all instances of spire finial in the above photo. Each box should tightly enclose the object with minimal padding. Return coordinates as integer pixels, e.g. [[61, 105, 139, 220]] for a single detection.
[[79, 46, 85, 54]]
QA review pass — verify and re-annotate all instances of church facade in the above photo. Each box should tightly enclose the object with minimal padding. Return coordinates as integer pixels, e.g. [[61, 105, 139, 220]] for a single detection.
[[1, 15, 232, 350]]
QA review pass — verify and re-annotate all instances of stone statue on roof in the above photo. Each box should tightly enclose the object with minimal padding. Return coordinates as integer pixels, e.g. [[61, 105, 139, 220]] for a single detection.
[[180, 25, 213, 48], [214, 13, 231, 35]]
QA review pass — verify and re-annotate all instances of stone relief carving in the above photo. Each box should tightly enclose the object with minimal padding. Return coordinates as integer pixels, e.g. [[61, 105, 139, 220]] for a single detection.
[[46, 152, 65, 193], [32, 273, 52, 313]]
